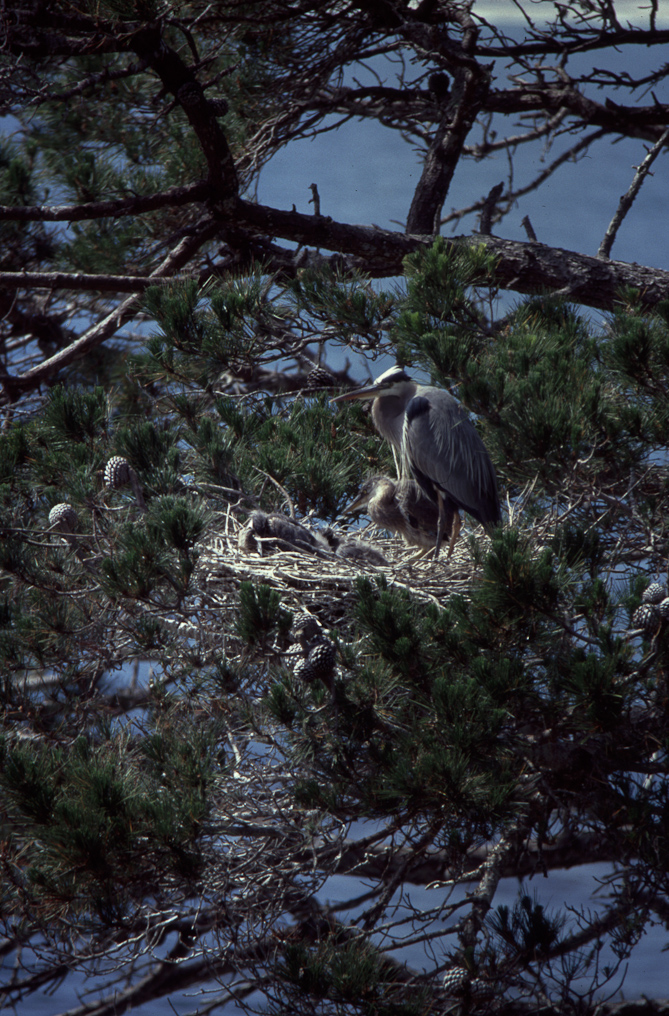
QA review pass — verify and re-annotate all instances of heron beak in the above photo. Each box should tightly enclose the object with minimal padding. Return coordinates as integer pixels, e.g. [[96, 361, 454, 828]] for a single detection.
[[342, 491, 369, 514], [330, 382, 381, 404]]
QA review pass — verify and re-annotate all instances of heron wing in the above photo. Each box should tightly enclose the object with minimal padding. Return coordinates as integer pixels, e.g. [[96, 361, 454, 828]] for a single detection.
[[403, 389, 500, 526]]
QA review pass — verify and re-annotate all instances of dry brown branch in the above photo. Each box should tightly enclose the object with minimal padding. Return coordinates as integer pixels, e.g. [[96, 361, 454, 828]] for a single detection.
[[599, 128, 669, 258], [1, 217, 220, 400], [0, 183, 209, 222]]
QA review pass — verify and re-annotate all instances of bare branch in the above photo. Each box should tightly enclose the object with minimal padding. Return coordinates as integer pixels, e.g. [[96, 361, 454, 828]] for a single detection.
[[598, 128, 669, 258], [0, 183, 209, 223], [0, 272, 190, 293], [1, 217, 221, 400]]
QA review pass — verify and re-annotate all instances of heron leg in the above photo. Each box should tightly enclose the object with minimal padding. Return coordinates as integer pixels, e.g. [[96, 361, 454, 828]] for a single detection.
[[434, 494, 459, 561], [445, 511, 461, 559], [434, 491, 448, 561]]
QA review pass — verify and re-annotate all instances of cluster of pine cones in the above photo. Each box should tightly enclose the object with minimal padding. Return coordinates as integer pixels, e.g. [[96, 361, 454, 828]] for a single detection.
[[284, 613, 337, 692], [632, 582, 669, 635]]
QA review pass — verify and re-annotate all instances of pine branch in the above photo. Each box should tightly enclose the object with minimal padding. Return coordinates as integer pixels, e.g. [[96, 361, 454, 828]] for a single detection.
[[0, 183, 209, 222], [1, 217, 220, 401], [599, 128, 669, 258]]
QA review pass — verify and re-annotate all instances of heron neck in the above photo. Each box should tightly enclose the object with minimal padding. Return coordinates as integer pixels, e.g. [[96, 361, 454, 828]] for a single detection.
[[372, 395, 408, 449]]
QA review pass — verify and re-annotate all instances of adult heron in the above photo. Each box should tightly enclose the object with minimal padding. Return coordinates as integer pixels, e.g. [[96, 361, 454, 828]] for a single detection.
[[344, 475, 440, 558], [332, 366, 500, 558]]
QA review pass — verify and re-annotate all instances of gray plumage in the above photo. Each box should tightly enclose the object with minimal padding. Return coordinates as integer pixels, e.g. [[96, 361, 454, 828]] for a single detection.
[[238, 510, 329, 556], [332, 366, 500, 559], [344, 475, 439, 553], [320, 528, 388, 567]]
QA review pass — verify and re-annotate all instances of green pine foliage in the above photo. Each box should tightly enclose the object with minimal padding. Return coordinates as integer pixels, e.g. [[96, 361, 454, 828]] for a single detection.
[[489, 891, 566, 963], [0, 712, 219, 921], [276, 936, 429, 1015], [5, 6, 669, 1010], [2, 237, 669, 1014], [237, 580, 292, 645]]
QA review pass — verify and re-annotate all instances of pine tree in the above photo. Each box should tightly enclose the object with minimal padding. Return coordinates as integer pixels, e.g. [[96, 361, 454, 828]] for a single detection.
[[1, 3, 669, 1015]]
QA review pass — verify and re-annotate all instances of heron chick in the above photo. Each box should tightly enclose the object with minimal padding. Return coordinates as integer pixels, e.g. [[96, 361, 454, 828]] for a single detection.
[[238, 510, 329, 556], [332, 366, 500, 558], [344, 475, 440, 558], [320, 527, 388, 567]]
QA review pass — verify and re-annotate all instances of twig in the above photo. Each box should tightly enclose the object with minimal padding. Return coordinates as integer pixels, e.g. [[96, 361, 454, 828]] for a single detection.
[[479, 182, 504, 234], [1, 217, 221, 402], [598, 128, 669, 258], [308, 183, 321, 217], [0, 183, 208, 223], [521, 215, 537, 242], [253, 470, 296, 519]]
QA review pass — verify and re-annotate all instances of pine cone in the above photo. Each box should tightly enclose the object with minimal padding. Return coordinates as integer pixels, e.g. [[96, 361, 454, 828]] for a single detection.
[[642, 582, 667, 605], [442, 969, 469, 995], [657, 598, 669, 620], [428, 72, 450, 101], [292, 613, 321, 645], [294, 638, 336, 690], [442, 970, 492, 1000], [632, 603, 660, 633], [207, 97, 229, 115], [283, 644, 305, 667], [305, 366, 335, 390], [104, 456, 131, 489], [48, 503, 78, 533]]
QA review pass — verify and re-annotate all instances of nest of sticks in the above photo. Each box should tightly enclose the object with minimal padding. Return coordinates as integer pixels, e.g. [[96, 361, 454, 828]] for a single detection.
[[197, 508, 492, 623]]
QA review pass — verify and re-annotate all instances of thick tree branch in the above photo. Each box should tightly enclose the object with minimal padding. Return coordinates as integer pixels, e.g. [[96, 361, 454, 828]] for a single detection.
[[0, 272, 173, 293], [129, 25, 238, 206], [0, 183, 209, 222], [3, 208, 669, 319], [293, 83, 669, 149], [236, 201, 669, 310], [404, 11, 489, 235], [333, 828, 622, 886], [477, 27, 669, 59]]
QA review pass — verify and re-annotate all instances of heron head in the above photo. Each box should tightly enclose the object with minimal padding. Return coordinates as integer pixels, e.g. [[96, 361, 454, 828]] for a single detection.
[[330, 366, 416, 404], [343, 475, 393, 513]]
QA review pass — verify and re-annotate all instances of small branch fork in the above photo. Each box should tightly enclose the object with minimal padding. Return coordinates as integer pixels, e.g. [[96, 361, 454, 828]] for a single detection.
[[598, 128, 669, 259], [0, 217, 221, 402]]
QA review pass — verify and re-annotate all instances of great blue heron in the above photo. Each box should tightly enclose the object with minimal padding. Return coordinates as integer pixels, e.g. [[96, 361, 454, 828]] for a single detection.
[[332, 366, 500, 559], [344, 475, 440, 558]]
